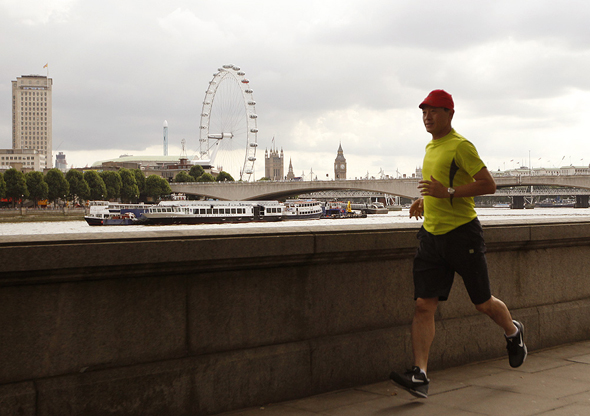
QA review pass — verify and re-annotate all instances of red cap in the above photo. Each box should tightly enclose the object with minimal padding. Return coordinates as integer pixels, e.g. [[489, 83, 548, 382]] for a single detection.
[[419, 89, 454, 110]]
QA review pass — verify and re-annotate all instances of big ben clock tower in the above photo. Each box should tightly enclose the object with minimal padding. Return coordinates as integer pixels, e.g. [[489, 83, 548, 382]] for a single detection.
[[334, 143, 347, 180]]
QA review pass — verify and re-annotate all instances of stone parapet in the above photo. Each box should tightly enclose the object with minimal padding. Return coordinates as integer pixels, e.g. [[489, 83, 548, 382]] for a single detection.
[[1, 219, 590, 415]]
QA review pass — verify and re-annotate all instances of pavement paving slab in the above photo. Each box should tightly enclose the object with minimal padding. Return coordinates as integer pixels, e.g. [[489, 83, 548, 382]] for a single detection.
[[217, 341, 590, 416]]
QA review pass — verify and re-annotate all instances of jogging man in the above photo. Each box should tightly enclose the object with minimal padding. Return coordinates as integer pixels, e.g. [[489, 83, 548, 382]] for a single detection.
[[390, 89, 527, 399]]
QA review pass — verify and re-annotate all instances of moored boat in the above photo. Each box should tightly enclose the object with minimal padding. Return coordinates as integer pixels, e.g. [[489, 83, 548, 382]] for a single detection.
[[141, 201, 284, 225], [85, 211, 141, 226], [84, 201, 147, 226], [282, 200, 323, 220], [366, 202, 389, 214]]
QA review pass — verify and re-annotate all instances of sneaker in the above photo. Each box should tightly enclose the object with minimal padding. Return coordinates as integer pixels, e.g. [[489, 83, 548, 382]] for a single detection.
[[390, 366, 429, 398], [505, 320, 527, 368]]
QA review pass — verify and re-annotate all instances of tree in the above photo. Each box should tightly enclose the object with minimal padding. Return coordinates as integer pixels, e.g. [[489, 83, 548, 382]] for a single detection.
[[4, 169, 29, 207], [119, 168, 140, 203], [197, 172, 215, 182], [100, 171, 122, 201], [189, 165, 204, 180], [145, 175, 172, 200], [25, 171, 49, 207], [216, 171, 234, 182], [66, 169, 90, 204], [174, 171, 193, 182], [0, 172, 6, 199], [133, 169, 146, 198], [45, 169, 69, 205], [84, 170, 107, 201]]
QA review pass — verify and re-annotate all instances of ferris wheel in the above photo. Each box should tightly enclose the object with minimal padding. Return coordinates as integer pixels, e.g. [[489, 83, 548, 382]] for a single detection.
[[197, 64, 258, 181]]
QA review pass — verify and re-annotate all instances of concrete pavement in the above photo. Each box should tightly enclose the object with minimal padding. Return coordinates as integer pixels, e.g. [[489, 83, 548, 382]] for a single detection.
[[218, 340, 590, 416]]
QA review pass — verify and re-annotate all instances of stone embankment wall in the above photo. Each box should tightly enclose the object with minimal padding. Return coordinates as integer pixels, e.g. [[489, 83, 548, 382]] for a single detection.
[[2, 220, 590, 415]]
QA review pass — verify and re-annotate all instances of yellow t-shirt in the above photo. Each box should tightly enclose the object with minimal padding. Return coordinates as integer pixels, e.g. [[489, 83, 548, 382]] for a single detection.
[[422, 129, 486, 235]]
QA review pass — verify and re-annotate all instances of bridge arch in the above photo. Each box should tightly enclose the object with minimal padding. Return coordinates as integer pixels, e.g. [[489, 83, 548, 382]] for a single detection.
[[169, 175, 590, 201], [170, 179, 421, 201]]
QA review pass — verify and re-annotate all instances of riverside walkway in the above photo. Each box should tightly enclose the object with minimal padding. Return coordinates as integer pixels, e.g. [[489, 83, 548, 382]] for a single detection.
[[219, 340, 590, 416]]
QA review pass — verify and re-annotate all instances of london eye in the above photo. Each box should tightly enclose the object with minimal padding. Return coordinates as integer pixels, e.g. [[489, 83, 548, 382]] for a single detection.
[[197, 64, 258, 181]]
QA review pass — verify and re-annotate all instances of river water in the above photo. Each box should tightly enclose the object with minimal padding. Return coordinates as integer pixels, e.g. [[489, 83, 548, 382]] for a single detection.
[[2, 207, 590, 237]]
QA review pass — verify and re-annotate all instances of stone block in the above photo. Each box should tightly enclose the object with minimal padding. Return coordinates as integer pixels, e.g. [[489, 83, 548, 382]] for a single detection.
[[305, 260, 415, 337], [309, 327, 409, 393], [36, 360, 192, 416], [530, 222, 590, 242], [0, 276, 186, 384], [538, 299, 590, 348], [483, 224, 532, 247], [192, 342, 312, 415], [313, 227, 418, 254], [0, 382, 36, 416], [0, 231, 316, 275], [188, 266, 309, 354], [427, 314, 505, 371]]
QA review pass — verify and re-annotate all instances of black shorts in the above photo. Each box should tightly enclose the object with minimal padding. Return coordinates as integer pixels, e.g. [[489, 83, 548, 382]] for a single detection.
[[413, 218, 491, 305]]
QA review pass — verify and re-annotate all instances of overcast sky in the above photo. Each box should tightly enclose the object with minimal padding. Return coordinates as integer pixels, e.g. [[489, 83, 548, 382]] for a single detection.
[[2, 0, 590, 180]]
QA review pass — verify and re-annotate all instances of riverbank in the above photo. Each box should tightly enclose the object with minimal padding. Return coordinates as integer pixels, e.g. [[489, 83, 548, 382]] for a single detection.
[[0, 208, 86, 223]]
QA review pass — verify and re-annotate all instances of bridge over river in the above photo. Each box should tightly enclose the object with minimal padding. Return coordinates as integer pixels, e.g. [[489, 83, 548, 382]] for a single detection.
[[170, 174, 590, 207]]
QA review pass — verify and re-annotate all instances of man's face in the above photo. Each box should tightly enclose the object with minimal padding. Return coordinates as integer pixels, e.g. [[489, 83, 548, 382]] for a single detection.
[[422, 105, 454, 139]]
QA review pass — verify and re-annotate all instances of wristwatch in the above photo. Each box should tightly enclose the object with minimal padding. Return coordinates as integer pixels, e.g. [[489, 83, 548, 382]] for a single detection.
[[447, 187, 455, 196]]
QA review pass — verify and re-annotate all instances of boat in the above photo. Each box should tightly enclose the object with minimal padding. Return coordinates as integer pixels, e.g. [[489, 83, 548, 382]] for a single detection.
[[322, 201, 367, 219], [345, 202, 388, 214], [536, 198, 576, 208], [282, 200, 323, 220], [84, 211, 142, 226], [366, 202, 389, 214], [84, 201, 148, 226], [141, 200, 284, 225]]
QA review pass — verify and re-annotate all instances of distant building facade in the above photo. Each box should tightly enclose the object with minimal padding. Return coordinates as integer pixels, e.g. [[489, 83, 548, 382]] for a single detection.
[[492, 165, 590, 177], [12, 75, 53, 169], [334, 143, 347, 180], [55, 151, 68, 172], [90, 155, 214, 182], [265, 146, 284, 180], [0, 148, 46, 172]]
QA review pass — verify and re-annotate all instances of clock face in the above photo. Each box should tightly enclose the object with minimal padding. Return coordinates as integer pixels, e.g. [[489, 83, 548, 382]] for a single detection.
[[340, 164, 345, 169]]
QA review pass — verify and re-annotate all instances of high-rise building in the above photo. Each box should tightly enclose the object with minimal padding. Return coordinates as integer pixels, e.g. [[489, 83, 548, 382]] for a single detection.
[[12, 75, 53, 169], [334, 143, 346, 180], [55, 151, 67, 172]]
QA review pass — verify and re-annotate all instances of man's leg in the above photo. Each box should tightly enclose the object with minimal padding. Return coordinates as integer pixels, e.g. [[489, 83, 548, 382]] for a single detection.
[[390, 297, 438, 398], [412, 297, 439, 373], [475, 295, 527, 367], [475, 295, 516, 335]]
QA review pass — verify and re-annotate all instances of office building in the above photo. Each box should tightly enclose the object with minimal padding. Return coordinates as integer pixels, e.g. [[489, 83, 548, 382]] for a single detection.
[[55, 151, 67, 172], [12, 75, 53, 169], [0, 148, 46, 172]]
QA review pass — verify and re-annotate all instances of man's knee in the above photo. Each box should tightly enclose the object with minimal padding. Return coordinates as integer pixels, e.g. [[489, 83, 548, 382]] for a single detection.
[[415, 297, 438, 315], [474, 296, 494, 314]]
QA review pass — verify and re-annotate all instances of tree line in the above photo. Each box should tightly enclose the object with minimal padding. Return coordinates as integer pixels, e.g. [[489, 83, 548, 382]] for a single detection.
[[0, 165, 233, 208]]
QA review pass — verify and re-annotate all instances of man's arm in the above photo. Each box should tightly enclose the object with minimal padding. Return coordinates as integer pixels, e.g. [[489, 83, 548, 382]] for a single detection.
[[418, 167, 496, 198]]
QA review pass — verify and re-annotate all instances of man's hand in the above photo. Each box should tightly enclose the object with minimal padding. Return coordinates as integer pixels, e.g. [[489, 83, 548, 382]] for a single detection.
[[418, 176, 449, 198], [409, 198, 424, 220]]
